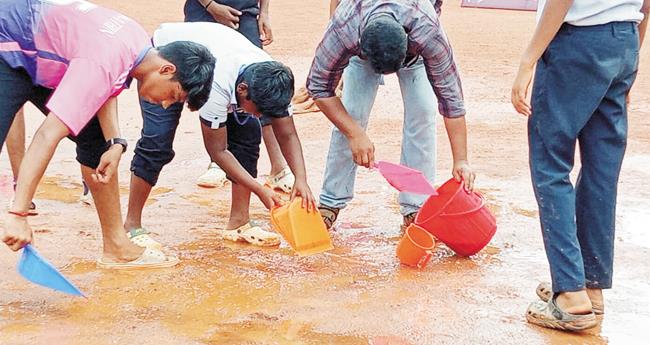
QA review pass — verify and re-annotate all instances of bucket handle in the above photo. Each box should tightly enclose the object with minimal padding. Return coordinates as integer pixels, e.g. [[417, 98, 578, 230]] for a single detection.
[[415, 182, 465, 225], [440, 193, 486, 217], [417, 250, 432, 269]]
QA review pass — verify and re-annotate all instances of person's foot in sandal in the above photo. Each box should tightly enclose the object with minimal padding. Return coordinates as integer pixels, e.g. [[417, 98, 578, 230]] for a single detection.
[[400, 211, 418, 233], [127, 228, 163, 251], [536, 282, 605, 315], [265, 166, 295, 193], [196, 162, 228, 188], [216, 223, 280, 247], [318, 205, 340, 230], [97, 247, 179, 269], [526, 294, 598, 331]]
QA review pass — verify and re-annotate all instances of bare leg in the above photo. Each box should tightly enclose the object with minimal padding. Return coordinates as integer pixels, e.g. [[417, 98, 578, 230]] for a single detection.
[[124, 173, 153, 232], [262, 125, 287, 176], [227, 182, 251, 229], [80, 165, 144, 261], [7, 108, 26, 181]]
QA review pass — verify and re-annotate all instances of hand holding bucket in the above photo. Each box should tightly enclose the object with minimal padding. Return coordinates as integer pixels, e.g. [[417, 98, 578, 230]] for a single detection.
[[396, 224, 436, 269]]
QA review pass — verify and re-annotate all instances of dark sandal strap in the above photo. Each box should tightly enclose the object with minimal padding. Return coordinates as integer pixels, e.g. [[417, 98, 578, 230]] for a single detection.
[[318, 205, 339, 229]]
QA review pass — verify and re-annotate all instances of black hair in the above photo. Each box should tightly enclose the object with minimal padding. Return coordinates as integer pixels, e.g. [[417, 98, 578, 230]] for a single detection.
[[240, 61, 294, 117], [157, 41, 215, 110], [360, 15, 407, 74]]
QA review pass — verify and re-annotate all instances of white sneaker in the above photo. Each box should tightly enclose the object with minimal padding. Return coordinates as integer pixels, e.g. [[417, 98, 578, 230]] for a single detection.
[[80, 180, 93, 205], [196, 162, 228, 188]]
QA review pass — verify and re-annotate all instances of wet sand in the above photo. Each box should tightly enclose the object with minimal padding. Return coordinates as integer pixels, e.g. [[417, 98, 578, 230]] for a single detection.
[[1, 1, 650, 344]]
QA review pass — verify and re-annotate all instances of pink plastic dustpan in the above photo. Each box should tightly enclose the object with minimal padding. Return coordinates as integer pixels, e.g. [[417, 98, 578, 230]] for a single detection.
[[374, 161, 438, 196]]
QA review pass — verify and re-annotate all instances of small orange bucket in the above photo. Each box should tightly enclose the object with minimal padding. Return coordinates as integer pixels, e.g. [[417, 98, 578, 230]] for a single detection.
[[270, 198, 334, 256], [396, 224, 435, 268]]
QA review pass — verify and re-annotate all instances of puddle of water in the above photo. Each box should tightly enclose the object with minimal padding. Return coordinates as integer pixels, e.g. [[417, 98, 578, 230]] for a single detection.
[[35, 176, 82, 203], [144, 186, 174, 206]]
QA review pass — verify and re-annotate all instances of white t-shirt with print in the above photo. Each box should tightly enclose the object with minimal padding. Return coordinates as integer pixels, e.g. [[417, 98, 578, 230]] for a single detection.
[[152, 22, 273, 127]]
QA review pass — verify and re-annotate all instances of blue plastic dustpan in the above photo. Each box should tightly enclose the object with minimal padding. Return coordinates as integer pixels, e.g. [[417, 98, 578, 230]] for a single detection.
[[17, 244, 86, 297]]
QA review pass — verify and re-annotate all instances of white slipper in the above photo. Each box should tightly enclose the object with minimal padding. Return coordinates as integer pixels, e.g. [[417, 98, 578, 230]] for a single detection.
[[265, 167, 294, 193], [127, 228, 163, 251], [96, 248, 179, 269], [216, 223, 280, 247], [196, 162, 228, 188]]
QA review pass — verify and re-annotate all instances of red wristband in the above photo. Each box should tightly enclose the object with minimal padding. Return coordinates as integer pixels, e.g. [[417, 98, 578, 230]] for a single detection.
[[8, 210, 30, 217]]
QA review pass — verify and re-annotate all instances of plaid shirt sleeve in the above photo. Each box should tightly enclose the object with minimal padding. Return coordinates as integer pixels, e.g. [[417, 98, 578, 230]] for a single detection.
[[409, 17, 465, 118], [306, 22, 356, 99]]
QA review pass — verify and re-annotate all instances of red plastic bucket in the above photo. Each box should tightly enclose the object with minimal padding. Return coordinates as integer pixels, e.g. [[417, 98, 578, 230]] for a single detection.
[[414, 178, 496, 256]]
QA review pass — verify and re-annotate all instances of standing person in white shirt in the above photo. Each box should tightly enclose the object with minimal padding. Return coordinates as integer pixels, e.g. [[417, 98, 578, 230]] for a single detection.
[[512, 0, 649, 331]]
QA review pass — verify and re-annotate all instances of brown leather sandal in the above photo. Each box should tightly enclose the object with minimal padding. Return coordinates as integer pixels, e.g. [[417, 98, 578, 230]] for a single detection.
[[318, 205, 340, 230], [536, 282, 604, 315]]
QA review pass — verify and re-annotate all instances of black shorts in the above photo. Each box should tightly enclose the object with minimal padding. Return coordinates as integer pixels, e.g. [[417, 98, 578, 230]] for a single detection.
[[200, 113, 261, 179], [0, 59, 107, 169]]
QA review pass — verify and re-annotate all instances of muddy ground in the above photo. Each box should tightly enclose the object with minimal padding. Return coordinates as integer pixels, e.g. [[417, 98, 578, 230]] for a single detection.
[[1, 1, 650, 344]]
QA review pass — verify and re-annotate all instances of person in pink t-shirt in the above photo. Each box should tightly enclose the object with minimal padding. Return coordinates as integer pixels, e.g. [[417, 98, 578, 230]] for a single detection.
[[0, 0, 215, 269]]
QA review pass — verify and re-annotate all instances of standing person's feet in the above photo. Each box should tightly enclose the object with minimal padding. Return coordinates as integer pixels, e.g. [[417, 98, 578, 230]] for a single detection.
[[319, 205, 340, 230], [196, 162, 228, 188], [526, 293, 598, 331], [126, 228, 164, 251], [536, 282, 605, 314], [96, 235, 178, 269], [216, 223, 280, 247]]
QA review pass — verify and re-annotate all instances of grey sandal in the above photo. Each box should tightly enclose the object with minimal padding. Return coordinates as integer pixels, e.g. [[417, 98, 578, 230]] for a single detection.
[[526, 294, 598, 331], [536, 282, 604, 315], [318, 205, 340, 230]]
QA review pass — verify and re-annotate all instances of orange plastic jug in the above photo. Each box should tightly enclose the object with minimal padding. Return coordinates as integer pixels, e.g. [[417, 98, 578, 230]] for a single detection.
[[270, 198, 333, 256], [396, 224, 435, 268]]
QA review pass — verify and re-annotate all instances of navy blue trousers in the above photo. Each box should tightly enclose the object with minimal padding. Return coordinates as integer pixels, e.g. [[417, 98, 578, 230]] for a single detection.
[[529, 22, 639, 292]]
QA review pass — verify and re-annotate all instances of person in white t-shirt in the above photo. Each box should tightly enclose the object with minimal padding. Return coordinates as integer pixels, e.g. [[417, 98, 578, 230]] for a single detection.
[[512, 0, 649, 332], [123, 22, 316, 249]]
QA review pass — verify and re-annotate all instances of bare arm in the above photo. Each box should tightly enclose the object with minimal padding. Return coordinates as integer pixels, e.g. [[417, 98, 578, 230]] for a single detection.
[[96, 96, 120, 140], [329, 0, 340, 18], [200, 123, 281, 209], [314, 96, 375, 168], [3, 114, 69, 251], [11, 115, 69, 213], [258, 0, 273, 45], [444, 116, 475, 190], [640, 0, 650, 47], [270, 116, 316, 210], [93, 96, 124, 184], [511, 0, 574, 116]]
